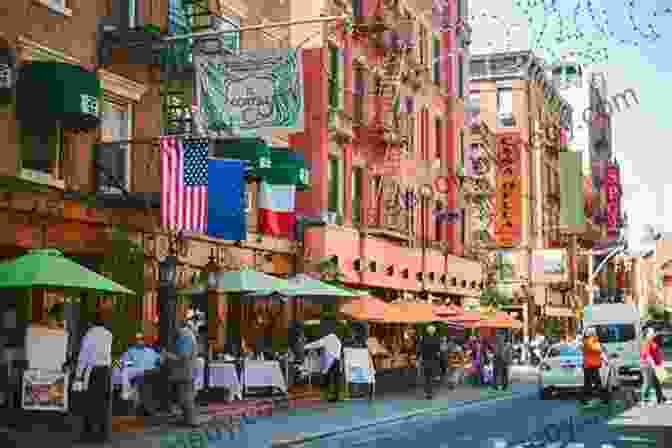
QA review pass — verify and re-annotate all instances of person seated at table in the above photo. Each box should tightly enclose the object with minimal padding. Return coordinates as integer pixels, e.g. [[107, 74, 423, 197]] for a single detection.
[[122, 333, 161, 373]]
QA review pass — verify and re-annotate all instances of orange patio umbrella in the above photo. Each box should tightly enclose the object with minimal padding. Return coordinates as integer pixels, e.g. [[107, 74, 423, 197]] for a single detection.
[[382, 302, 441, 323], [435, 304, 480, 323], [340, 296, 388, 321], [464, 311, 522, 329]]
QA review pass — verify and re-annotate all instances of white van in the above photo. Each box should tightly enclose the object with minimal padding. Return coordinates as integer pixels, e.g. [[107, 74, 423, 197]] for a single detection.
[[583, 303, 642, 385]]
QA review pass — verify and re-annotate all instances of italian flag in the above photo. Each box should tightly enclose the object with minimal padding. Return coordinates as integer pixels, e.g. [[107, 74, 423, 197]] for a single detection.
[[258, 182, 296, 238]]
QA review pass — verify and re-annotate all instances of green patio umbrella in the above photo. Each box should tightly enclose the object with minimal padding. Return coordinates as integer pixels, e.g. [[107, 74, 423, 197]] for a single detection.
[[177, 269, 300, 296], [0, 249, 135, 294], [246, 273, 361, 303]]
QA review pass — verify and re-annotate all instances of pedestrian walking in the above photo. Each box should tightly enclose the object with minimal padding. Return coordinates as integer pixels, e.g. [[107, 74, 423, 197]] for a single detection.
[[74, 311, 113, 442], [161, 313, 200, 427], [580, 327, 608, 405], [304, 332, 343, 402], [445, 337, 465, 389], [640, 328, 667, 406], [493, 333, 512, 390], [419, 325, 442, 399]]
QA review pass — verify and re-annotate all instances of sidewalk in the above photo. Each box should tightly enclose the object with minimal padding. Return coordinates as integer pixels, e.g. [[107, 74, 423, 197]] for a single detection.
[[0, 383, 536, 448]]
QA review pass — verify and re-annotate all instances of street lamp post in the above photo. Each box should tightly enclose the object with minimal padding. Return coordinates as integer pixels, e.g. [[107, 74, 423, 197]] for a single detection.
[[159, 252, 179, 352]]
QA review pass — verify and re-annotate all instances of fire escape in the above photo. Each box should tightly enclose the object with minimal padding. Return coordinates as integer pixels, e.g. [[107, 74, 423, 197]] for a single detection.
[[463, 118, 498, 267], [160, 0, 231, 136], [354, 0, 415, 238]]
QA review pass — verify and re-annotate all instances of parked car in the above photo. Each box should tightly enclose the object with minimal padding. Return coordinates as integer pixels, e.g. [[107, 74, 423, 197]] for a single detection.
[[537, 343, 618, 400]]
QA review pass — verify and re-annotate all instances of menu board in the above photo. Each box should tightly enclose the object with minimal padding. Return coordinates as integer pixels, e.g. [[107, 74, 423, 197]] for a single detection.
[[22, 369, 69, 412]]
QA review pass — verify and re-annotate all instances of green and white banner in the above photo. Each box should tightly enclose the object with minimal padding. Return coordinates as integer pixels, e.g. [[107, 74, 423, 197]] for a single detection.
[[559, 151, 585, 232], [194, 48, 304, 136]]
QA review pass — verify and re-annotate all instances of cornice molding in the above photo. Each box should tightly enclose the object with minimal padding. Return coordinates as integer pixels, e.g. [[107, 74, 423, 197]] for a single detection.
[[97, 69, 147, 102], [16, 35, 79, 64]]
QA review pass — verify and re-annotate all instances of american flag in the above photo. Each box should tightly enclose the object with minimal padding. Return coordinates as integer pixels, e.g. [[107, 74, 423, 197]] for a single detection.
[[161, 136, 210, 233]]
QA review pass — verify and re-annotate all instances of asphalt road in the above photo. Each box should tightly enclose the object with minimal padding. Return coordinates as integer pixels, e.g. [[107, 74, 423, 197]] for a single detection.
[[299, 366, 643, 448]]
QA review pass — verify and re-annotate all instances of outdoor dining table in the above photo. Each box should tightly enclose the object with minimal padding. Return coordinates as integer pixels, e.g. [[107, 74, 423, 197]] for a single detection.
[[112, 357, 206, 399], [242, 360, 287, 395], [607, 403, 672, 446], [208, 362, 242, 400]]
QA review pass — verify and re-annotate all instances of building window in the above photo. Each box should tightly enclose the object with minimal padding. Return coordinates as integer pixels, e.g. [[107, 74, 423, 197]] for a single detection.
[[328, 156, 341, 213], [467, 92, 480, 126], [352, 166, 363, 224], [19, 122, 63, 177], [435, 117, 442, 159], [419, 26, 427, 66], [460, 210, 466, 245], [98, 99, 132, 193], [458, 54, 465, 98], [353, 64, 366, 123], [496, 88, 515, 127], [329, 45, 344, 110], [407, 114, 415, 157], [435, 201, 443, 241], [432, 36, 440, 85]]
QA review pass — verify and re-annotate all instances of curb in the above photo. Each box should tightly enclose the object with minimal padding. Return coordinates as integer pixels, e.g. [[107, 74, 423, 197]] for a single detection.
[[271, 389, 536, 447]]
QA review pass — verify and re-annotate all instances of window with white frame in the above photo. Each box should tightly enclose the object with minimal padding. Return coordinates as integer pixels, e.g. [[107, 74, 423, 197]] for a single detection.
[[496, 88, 515, 127], [98, 99, 132, 193]]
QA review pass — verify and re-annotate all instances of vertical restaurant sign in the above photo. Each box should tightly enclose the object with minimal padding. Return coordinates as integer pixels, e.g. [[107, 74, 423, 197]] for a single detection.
[[194, 48, 304, 136], [606, 162, 621, 237], [495, 134, 522, 247]]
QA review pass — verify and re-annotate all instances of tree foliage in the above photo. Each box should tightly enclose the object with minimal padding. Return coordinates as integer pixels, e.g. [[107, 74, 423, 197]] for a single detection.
[[99, 226, 145, 357]]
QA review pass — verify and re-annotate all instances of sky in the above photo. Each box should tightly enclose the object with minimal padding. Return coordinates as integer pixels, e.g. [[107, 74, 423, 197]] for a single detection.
[[466, 0, 672, 253]]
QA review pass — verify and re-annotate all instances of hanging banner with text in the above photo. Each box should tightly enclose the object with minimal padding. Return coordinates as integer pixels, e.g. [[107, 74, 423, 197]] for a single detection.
[[495, 133, 523, 247], [606, 162, 621, 238], [194, 48, 304, 136], [559, 151, 586, 233]]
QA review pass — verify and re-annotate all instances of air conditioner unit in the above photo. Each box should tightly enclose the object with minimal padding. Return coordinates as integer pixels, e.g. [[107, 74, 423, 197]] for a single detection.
[[326, 211, 339, 225], [497, 112, 516, 127]]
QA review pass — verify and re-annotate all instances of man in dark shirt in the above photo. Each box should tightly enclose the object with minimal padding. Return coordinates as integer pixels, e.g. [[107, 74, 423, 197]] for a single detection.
[[419, 325, 442, 399]]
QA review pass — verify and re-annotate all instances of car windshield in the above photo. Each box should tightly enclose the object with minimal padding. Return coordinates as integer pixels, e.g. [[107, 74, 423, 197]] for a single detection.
[[594, 324, 636, 343], [546, 344, 580, 358]]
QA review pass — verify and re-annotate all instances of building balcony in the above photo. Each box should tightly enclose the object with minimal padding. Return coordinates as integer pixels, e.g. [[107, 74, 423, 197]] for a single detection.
[[97, 20, 165, 67]]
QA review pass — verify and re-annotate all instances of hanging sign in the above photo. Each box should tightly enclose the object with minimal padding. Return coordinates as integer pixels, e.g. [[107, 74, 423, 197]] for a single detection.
[[606, 163, 621, 237], [194, 48, 304, 136], [22, 369, 69, 412], [495, 134, 523, 247]]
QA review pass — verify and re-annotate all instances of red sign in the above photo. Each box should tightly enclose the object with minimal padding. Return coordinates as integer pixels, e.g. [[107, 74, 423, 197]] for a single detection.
[[606, 163, 621, 237], [495, 134, 523, 247]]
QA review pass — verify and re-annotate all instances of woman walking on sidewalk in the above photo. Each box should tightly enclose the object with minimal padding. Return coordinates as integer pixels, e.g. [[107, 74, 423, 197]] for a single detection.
[[640, 328, 666, 406], [419, 325, 442, 399]]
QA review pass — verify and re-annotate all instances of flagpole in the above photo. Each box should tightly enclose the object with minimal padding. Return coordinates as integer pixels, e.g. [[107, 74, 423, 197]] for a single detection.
[[163, 15, 347, 42]]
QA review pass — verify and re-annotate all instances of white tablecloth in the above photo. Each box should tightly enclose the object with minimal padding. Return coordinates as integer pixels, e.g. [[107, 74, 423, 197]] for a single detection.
[[208, 362, 242, 400], [302, 352, 321, 374], [193, 357, 205, 392], [112, 357, 206, 398], [243, 360, 287, 393]]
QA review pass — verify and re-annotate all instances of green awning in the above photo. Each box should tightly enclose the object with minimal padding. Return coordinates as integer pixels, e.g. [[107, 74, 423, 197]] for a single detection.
[[16, 62, 101, 130], [255, 147, 311, 190], [213, 138, 272, 174]]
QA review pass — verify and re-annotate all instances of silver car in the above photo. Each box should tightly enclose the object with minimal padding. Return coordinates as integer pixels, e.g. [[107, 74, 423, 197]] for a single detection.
[[538, 343, 618, 400]]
